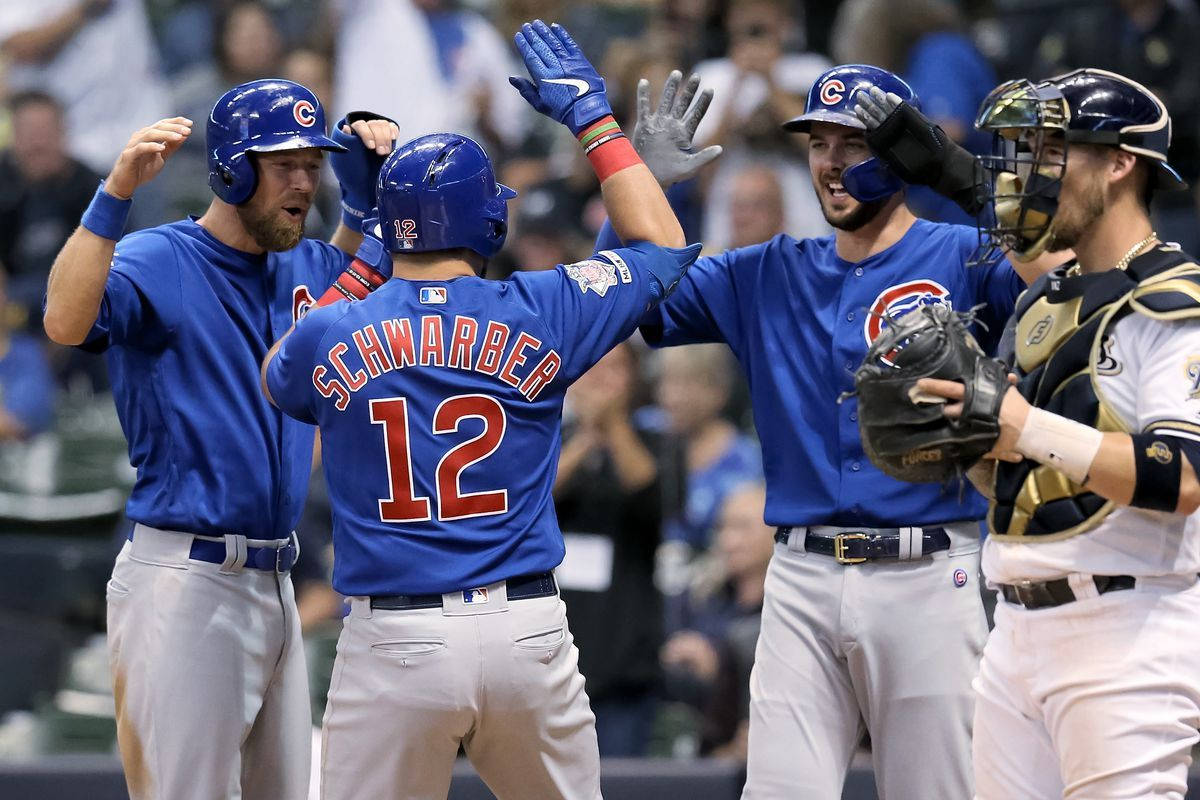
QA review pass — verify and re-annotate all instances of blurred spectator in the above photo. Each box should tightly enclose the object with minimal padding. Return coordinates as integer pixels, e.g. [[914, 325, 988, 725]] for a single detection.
[[831, 0, 998, 224], [690, 0, 831, 249], [0, 91, 101, 328], [554, 342, 662, 757], [661, 482, 772, 759], [0, 0, 170, 177], [0, 270, 54, 441], [1026, 0, 1200, 253], [334, 0, 530, 158], [657, 344, 761, 552], [727, 164, 786, 248], [166, 1, 287, 220]]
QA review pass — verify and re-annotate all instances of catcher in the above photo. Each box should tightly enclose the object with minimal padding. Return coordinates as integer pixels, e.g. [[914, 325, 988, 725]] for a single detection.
[[856, 69, 1200, 799]]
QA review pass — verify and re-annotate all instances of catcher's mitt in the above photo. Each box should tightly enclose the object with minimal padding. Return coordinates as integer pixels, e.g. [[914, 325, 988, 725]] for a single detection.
[[854, 303, 1008, 483]]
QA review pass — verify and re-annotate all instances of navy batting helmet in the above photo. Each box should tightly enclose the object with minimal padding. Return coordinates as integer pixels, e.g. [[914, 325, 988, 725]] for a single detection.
[[207, 79, 346, 205], [974, 68, 1184, 261], [783, 64, 920, 202], [376, 133, 517, 259]]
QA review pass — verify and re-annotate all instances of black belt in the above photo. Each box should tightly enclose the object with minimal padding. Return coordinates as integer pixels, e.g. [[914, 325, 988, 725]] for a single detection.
[[371, 572, 557, 610], [998, 575, 1136, 610], [774, 526, 951, 564]]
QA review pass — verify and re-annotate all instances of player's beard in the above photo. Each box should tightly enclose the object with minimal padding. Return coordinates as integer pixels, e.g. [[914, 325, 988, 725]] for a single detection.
[[819, 194, 888, 232], [1044, 170, 1105, 253], [237, 203, 305, 252]]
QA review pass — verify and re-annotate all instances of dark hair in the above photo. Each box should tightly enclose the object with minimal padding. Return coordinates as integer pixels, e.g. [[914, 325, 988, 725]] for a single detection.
[[8, 90, 62, 117]]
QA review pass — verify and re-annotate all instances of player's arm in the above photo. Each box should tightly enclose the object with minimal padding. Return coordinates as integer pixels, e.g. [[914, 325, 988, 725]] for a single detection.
[[326, 114, 399, 257], [0, 0, 106, 63], [918, 316, 1200, 514], [510, 20, 685, 249], [43, 117, 192, 345]]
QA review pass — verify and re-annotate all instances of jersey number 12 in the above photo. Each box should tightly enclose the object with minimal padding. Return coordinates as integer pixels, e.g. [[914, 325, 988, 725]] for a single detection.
[[369, 394, 508, 522]]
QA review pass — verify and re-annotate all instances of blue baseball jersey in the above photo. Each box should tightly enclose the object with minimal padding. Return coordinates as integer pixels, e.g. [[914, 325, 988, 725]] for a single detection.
[[641, 220, 1022, 528], [266, 242, 697, 597], [80, 218, 348, 540]]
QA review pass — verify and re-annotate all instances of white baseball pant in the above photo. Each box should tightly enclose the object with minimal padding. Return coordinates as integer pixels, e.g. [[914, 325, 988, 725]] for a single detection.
[[320, 583, 600, 800], [742, 523, 986, 799], [974, 575, 1200, 799], [106, 524, 310, 800]]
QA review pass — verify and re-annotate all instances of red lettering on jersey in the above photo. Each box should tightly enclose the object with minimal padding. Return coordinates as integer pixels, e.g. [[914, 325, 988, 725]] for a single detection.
[[447, 316, 479, 370], [312, 364, 351, 411], [381, 318, 417, 368], [475, 321, 510, 376], [519, 350, 562, 401], [499, 332, 541, 388], [420, 315, 445, 367], [352, 324, 393, 378], [328, 342, 367, 392]]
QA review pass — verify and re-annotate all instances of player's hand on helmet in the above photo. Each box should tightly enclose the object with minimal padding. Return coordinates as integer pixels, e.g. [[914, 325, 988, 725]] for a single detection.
[[331, 112, 400, 229], [852, 86, 985, 213], [104, 117, 192, 199], [632, 70, 723, 187], [509, 20, 612, 135]]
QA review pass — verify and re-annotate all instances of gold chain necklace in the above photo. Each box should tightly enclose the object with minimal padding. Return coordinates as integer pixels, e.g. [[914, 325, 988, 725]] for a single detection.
[[1066, 231, 1158, 277]]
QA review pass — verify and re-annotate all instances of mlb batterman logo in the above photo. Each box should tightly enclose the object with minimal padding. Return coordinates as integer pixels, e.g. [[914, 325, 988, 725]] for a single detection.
[[419, 287, 447, 305], [293, 100, 317, 127], [864, 279, 952, 344]]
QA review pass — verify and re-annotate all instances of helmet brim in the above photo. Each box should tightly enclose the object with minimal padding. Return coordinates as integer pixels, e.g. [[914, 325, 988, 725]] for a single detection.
[[782, 109, 866, 133], [247, 134, 348, 155]]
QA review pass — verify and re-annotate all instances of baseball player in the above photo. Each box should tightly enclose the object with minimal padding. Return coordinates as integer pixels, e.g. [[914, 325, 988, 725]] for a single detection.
[[605, 64, 1055, 798], [914, 69, 1200, 799], [261, 21, 698, 800], [41, 79, 400, 800]]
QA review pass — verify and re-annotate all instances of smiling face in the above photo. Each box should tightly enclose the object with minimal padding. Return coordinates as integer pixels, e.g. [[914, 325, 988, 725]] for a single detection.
[[806, 121, 889, 231], [236, 148, 323, 251]]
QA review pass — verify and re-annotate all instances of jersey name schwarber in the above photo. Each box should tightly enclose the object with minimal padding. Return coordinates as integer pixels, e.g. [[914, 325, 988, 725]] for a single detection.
[[313, 314, 562, 410]]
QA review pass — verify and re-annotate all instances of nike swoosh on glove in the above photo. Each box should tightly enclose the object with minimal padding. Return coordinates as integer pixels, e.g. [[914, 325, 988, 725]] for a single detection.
[[509, 19, 612, 135]]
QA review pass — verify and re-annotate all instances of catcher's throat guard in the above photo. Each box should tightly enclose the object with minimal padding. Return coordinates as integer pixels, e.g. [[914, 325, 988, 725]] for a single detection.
[[854, 304, 1009, 483], [974, 79, 1070, 264]]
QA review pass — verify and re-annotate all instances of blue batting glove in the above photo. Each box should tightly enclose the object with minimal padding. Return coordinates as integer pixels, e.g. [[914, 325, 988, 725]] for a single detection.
[[354, 213, 392, 281], [330, 112, 397, 229], [509, 20, 612, 136]]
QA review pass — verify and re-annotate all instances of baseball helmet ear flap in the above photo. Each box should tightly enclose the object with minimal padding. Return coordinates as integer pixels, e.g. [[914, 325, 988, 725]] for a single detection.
[[210, 151, 259, 205], [842, 158, 905, 203]]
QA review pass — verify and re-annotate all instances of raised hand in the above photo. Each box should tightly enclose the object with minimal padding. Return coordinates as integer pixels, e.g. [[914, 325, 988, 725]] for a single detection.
[[509, 20, 612, 135], [632, 70, 723, 187], [854, 86, 905, 131], [104, 117, 192, 199]]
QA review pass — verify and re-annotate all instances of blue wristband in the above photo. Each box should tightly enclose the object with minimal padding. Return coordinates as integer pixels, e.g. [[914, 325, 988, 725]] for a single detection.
[[81, 182, 132, 241]]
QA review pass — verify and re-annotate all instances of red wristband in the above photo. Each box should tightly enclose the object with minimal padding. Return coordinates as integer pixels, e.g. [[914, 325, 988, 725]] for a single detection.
[[316, 259, 387, 307], [577, 116, 642, 182]]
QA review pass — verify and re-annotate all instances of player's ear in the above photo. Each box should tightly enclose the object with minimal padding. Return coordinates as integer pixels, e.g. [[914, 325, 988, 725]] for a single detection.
[[1108, 149, 1139, 186]]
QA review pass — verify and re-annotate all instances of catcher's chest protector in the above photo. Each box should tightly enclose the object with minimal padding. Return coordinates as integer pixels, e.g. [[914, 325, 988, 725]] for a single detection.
[[991, 245, 1200, 540]]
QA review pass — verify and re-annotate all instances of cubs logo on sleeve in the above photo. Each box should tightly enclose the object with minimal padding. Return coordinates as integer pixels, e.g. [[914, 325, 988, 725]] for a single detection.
[[864, 279, 952, 344], [564, 257, 618, 297]]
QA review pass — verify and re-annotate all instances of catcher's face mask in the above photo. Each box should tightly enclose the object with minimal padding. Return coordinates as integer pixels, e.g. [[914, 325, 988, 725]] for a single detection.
[[975, 80, 1070, 263]]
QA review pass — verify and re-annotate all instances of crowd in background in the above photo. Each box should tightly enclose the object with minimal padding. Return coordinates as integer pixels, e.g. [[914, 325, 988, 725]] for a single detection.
[[0, 0, 1195, 764]]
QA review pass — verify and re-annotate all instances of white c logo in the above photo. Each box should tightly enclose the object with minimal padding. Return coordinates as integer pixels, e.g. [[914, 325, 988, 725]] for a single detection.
[[293, 100, 317, 127]]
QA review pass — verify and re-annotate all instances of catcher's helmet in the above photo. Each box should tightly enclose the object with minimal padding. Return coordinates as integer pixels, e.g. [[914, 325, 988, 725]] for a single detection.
[[207, 79, 345, 205], [783, 64, 920, 202], [376, 133, 516, 258], [974, 68, 1185, 261]]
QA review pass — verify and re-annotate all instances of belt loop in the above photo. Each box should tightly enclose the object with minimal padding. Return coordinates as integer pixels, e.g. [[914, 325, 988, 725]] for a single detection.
[[349, 596, 372, 619], [219, 534, 247, 574], [1067, 572, 1099, 601], [789, 527, 806, 554], [898, 527, 915, 560]]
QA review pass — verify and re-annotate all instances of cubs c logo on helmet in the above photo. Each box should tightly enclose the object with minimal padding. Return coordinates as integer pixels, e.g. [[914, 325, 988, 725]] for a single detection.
[[820, 79, 846, 106], [864, 279, 952, 344], [293, 100, 317, 127]]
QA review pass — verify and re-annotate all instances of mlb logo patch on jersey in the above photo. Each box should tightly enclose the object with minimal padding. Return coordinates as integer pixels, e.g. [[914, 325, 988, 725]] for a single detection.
[[564, 258, 618, 297], [420, 287, 447, 305], [463, 587, 489, 604]]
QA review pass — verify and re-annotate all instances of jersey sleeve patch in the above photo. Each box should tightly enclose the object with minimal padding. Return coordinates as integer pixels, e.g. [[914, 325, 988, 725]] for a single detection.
[[563, 256, 619, 297]]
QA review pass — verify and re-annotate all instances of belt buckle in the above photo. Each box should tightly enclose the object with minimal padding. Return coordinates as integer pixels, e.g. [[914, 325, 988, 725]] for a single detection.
[[834, 532, 868, 565]]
